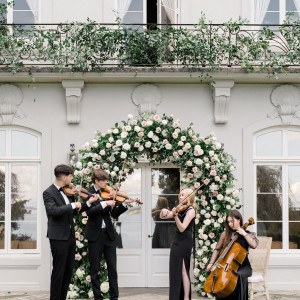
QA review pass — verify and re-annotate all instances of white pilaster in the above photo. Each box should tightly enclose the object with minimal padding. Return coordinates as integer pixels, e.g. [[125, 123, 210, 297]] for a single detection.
[[212, 80, 235, 124], [62, 80, 84, 124]]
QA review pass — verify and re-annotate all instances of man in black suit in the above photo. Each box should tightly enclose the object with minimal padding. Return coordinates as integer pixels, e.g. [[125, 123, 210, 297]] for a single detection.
[[43, 164, 98, 300], [85, 169, 134, 300]]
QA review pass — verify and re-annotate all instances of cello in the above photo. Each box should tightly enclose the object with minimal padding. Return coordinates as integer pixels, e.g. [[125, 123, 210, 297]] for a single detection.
[[203, 217, 255, 298]]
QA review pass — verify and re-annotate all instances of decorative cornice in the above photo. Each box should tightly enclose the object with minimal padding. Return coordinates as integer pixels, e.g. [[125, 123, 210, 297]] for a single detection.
[[268, 84, 300, 125], [62, 80, 84, 124], [212, 80, 234, 124], [0, 84, 23, 125], [131, 83, 162, 116]]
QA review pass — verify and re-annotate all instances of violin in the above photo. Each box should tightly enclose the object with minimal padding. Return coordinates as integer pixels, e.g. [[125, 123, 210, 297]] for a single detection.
[[173, 199, 191, 216], [101, 185, 143, 205], [62, 183, 93, 199], [204, 217, 255, 298]]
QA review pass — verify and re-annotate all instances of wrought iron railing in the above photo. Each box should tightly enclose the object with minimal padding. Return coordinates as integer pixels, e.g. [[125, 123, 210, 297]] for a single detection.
[[0, 22, 300, 72]]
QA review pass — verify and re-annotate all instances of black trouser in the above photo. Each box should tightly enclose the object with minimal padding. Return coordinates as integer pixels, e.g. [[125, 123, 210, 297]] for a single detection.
[[49, 233, 76, 300], [88, 230, 118, 300]]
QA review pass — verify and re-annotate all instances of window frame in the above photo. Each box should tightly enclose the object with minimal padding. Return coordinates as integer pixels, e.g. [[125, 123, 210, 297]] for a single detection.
[[0, 127, 41, 254], [5, 0, 40, 24], [253, 127, 300, 254], [254, 0, 300, 25]]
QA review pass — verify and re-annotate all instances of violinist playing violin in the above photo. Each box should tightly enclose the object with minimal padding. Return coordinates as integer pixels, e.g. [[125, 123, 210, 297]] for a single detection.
[[43, 164, 98, 300], [206, 209, 259, 300], [160, 188, 198, 300], [84, 169, 135, 300]]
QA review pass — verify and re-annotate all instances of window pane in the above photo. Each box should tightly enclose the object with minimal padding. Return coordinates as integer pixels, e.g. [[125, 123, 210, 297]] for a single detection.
[[152, 195, 177, 248], [256, 131, 282, 156], [11, 131, 38, 157], [123, 11, 143, 23], [268, 0, 279, 11], [0, 166, 5, 222], [11, 221, 37, 249], [127, 0, 143, 11], [262, 12, 280, 24], [13, 10, 37, 24], [286, 0, 297, 11], [0, 131, 5, 156], [289, 222, 300, 249], [0, 194, 4, 222], [0, 222, 4, 249], [257, 194, 282, 221], [257, 165, 282, 193], [115, 168, 142, 249], [152, 168, 180, 194], [11, 165, 38, 222], [14, 0, 32, 10], [288, 166, 300, 221], [257, 222, 282, 249], [288, 131, 300, 156]]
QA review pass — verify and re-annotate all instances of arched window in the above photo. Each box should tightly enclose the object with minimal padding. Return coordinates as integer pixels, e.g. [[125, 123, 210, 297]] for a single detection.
[[0, 127, 40, 253], [254, 128, 300, 252]]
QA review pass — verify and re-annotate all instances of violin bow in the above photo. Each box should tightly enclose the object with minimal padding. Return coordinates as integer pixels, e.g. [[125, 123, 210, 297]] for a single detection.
[[112, 159, 127, 202], [78, 170, 84, 203]]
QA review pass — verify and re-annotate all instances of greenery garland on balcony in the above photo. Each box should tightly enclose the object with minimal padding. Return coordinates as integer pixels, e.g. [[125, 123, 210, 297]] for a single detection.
[[0, 3, 300, 78]]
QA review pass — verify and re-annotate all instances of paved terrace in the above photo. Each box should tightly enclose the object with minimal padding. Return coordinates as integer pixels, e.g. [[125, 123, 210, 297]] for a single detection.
[[0, 289, 299, 299]]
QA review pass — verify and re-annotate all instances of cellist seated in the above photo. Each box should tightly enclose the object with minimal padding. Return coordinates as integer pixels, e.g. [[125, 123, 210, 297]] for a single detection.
[[206, 209, 258, 300]]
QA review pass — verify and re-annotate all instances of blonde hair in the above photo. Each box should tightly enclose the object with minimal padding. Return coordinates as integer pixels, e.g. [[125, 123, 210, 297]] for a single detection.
[[179, 188, 198, 211]]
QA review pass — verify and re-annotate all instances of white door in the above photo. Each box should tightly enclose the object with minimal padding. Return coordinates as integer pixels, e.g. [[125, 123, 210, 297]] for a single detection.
[[117, 165, 180, 287]]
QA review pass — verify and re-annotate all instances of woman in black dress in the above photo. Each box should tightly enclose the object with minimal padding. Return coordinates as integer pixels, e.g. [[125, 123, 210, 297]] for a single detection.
[[160, 188, 197, 300], [206, 209, 258, 300]]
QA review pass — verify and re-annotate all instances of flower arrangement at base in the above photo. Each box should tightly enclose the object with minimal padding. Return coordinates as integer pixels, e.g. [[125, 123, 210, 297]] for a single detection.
[[70, 112, 241, 298]]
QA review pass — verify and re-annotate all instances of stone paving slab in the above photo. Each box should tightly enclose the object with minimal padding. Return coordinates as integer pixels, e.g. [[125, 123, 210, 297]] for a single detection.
[[0, 289, 299, 299]]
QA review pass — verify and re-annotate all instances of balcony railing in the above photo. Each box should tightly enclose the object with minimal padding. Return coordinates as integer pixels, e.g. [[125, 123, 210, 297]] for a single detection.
[[0, 22, 300, 74]]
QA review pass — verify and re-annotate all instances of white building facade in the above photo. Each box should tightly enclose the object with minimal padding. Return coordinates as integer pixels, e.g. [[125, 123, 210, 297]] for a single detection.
[[0, 0, 300, 292]]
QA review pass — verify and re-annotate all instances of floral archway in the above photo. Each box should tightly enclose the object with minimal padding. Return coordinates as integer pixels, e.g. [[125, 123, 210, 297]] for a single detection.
[[68, 113, 240, 299]]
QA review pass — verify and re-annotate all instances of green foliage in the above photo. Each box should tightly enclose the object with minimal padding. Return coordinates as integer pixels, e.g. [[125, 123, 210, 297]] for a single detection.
[[0, 14, 300, 78]]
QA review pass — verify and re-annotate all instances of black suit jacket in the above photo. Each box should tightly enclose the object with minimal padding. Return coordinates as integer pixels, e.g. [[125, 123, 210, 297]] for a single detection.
[[84, 186, 127, 241], [43, 184, 89, 240]]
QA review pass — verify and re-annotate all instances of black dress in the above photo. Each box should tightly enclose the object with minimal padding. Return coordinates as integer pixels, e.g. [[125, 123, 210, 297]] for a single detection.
[[169, 207, 195, 300], [218, 232, 253, 300]]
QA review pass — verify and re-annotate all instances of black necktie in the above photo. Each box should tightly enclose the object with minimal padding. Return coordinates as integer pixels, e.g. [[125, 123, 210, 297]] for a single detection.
[[59, 187, 64, 193]]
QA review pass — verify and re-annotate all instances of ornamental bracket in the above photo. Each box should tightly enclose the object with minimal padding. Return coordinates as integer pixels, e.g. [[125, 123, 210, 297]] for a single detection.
[[62, 80, 84, 124], [212, 80, 235, 124], [0, 84, 23, 125]]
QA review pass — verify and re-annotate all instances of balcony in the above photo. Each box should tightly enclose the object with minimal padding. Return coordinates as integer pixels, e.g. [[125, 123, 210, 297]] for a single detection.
[[0, 20, 299, 82]]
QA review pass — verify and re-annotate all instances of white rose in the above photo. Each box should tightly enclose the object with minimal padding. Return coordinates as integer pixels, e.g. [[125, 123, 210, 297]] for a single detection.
[[146, 120, 153, 126], [194, 268, 200, 277], [116, 139, 123, 146], [204, 219, 211, 226], [214, 222, 220, 228], [100, 281, 110, 293], [110, 171, 116, 177], [75, 268, 85, 278], [162, 120, 168, 125], [76, 161, 82, 169], [121, 131, 128, 139], [178, 141, 184, 146], [122, 143, 131, 150], [152, 135, 159, 142], [172, 132, 178, 139], [121, 152, 127, 159], [138, 145, 144, 152], [147, 131, 154, 138], [134, 126, 141, 132], [128, 114, 133, 119], [88, 290, 94, 298], [113, 128, 119, 134], [145, 141, 152, 148], [106, 143, 111, 148], [186, 160, 193, 166]]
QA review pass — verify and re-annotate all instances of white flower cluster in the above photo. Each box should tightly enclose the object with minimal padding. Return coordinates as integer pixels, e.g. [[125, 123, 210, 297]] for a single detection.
[[71, 113, 240, 298]]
